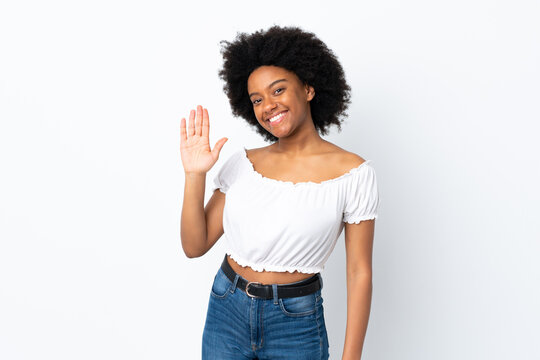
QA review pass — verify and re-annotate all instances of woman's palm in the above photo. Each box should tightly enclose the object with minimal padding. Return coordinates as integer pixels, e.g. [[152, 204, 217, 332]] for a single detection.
[[180, 105, 228, 174]]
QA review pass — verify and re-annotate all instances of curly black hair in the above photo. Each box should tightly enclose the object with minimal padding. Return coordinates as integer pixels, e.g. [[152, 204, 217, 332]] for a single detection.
[[218, 25, 352, 143]]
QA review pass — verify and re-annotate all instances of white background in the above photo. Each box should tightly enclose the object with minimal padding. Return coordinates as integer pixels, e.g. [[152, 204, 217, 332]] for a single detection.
[[1, 0, 539, 359]]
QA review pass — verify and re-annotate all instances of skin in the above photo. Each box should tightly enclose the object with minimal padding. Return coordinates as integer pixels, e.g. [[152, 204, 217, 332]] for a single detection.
[[180, 65, 375, 359]]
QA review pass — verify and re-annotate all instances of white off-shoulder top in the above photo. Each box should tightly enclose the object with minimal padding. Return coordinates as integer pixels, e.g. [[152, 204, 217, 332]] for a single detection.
[[211, 147, 380, 274]]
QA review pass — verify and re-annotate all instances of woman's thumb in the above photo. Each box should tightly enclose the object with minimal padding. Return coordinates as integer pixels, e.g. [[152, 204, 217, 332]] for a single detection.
[[213, 137, 228, 157]]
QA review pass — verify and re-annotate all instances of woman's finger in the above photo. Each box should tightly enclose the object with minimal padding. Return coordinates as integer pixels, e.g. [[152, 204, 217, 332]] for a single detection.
[[188, 109, 195, 137], [202, 107, 210, 140], [196, 105, 203, 137], [180, 117, 187, 144]]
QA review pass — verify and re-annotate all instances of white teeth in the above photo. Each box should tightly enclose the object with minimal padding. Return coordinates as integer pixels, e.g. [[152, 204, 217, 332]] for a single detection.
[[269, 112, 286, 123]]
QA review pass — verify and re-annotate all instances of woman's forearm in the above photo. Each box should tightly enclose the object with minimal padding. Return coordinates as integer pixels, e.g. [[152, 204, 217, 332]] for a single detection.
[[342, 274, 373, 360], [180, 171, 208, 258]]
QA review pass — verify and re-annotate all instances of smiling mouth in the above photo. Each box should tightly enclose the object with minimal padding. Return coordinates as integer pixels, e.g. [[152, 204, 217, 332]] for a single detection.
[[267, 111, 288, 125]]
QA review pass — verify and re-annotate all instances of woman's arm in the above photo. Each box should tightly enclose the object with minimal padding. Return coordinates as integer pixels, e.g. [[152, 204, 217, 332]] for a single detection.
[[179, 105, 228, 258], [181, 171, 208, 257], [342, 219, 375, 360]]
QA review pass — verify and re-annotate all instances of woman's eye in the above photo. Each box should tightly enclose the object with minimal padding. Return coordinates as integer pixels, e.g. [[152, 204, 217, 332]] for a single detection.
[[252, 89, 283, 105]]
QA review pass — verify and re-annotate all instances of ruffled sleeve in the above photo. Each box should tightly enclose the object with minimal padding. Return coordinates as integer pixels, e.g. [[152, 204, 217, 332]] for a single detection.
[[210, 149, 243, 194], [342, 161, 380, 223]]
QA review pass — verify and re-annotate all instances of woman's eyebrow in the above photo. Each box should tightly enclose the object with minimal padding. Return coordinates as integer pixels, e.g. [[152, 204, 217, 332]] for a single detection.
[[249, 79, 288, 97]]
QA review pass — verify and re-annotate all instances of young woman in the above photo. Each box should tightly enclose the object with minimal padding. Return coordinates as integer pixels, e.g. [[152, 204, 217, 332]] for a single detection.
[[180, 25, 379, 360]]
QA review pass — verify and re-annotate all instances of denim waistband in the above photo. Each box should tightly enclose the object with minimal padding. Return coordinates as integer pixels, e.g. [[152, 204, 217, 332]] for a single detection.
[[220, 254, 323, 299]]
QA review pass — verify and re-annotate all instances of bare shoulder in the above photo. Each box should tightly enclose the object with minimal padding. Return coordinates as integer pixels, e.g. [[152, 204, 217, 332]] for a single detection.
[[325, 143, 367, 170], [243, 146, 268, 162]]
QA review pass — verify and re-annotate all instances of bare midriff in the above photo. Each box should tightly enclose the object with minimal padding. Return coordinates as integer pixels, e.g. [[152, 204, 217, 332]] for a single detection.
[[226, 255, 316, 285]]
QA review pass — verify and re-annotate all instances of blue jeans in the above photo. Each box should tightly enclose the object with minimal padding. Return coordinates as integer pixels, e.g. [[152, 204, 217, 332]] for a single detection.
[[202, 266, 330, 359]]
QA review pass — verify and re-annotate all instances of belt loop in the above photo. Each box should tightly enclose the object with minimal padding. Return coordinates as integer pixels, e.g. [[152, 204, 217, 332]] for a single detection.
[[231, 274, 239, 293], [318, 273, 323, 290], [272, 284, 278, 304]]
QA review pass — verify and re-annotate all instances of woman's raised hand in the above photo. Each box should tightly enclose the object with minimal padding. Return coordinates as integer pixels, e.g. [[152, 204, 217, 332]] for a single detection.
[[180, 105, 228, 174]]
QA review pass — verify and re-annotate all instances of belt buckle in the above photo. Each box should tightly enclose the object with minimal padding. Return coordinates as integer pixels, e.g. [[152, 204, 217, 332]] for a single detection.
[[245, 281, 261, 298]]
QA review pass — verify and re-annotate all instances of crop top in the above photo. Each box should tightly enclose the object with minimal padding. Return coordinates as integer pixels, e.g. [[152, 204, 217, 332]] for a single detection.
[[211, 147, 380, 274]]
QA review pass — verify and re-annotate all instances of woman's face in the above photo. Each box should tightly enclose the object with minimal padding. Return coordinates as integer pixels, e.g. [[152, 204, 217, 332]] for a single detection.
[[247, 65, 315, 138]]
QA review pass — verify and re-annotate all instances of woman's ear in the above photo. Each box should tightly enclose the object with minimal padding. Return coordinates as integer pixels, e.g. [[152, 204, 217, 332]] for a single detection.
[[305, 84, 315, 102]]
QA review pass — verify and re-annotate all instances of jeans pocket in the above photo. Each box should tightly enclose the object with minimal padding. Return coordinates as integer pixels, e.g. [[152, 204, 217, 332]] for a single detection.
[[210, 268, 232, 299], [278, 293, 317, 317]]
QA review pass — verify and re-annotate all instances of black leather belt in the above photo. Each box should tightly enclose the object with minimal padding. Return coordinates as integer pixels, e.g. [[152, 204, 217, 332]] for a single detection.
[[220, 254, 322, 299]]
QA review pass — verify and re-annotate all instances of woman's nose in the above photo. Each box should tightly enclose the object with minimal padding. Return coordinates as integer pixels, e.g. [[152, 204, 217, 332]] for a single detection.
[[263, 98, 277, 113]]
